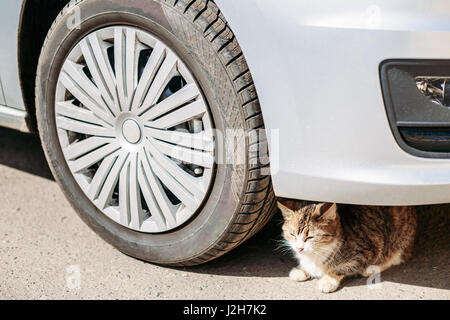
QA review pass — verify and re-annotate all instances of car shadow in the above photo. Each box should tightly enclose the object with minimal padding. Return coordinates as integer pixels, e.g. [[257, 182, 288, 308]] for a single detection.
[[0, 126, 448, 290], [340, 205, 450, 291], [0, 127, 53, 180], [183, 211, 298, 278], [187, 207, 449, 291]]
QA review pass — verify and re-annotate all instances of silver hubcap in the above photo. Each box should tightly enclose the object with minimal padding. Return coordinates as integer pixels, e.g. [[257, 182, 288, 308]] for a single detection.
[[122, 119, 141, 144], [55, 26, 215, 233]]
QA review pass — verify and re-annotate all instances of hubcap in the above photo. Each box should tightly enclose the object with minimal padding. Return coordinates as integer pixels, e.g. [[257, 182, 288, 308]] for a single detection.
[[54, 26, 215, 233], [122, 119, 141, 144]]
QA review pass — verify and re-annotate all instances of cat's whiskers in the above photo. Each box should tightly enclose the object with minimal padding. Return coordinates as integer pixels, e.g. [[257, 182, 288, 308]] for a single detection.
[[274, 239, 297, 256]]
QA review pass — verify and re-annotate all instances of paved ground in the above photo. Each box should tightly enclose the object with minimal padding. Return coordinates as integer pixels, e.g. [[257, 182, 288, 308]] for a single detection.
[[0, 127, 448, 300]]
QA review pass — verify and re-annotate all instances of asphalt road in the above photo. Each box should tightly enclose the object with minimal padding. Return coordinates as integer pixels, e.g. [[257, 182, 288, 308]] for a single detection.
[[0, 127, 448, 300]]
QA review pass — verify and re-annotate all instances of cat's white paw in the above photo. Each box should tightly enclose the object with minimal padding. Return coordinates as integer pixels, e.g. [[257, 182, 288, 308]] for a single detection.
[[318, 275, 341, 293], [289, 268, 310, 282]]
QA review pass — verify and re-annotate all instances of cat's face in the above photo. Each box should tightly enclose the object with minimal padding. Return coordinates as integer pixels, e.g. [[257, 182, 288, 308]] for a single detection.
[[278, 200, 340, 257]]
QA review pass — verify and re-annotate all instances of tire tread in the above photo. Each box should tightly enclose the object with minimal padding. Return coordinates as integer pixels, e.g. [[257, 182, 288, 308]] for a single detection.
[[160, 0, 276, 267]]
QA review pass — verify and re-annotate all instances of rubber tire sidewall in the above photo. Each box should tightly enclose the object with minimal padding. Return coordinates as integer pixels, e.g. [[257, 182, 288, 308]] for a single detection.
[[36, 0, 249, 265]]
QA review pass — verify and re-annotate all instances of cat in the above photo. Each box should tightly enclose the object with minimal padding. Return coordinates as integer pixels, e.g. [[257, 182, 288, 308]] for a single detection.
[[278, 199, 417, 293]]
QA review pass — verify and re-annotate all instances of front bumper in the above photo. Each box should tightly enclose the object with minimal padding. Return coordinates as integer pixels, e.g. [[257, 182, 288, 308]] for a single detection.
[[219, 0, 450, 205]]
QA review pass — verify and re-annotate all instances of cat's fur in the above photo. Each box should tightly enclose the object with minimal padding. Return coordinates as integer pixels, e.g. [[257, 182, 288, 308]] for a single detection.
[[278, 200, 417, 293]]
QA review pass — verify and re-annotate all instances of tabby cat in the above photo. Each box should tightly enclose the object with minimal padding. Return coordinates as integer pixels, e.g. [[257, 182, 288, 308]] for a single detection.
[[278, 200, 417, 293]]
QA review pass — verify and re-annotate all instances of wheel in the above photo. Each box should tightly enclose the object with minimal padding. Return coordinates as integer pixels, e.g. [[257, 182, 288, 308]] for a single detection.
[[36, 0, 276, 266]]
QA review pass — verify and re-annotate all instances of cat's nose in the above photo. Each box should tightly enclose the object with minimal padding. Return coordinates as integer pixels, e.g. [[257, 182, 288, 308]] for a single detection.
[[297, 247, 304, 253]]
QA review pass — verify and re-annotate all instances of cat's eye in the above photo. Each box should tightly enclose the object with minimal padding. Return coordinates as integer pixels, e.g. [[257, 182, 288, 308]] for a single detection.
[[305, 236, 314, 241]]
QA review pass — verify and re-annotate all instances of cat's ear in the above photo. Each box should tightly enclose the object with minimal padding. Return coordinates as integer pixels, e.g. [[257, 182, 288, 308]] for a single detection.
[[277, 198, 295, 219], [318, 203, 337, 221]]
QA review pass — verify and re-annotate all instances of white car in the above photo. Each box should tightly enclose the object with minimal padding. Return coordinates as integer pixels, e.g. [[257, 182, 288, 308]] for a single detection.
[[0, 0, 448, 265]]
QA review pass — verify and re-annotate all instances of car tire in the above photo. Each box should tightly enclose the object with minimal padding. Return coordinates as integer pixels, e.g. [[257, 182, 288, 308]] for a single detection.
[[36, 0, 276, 266]]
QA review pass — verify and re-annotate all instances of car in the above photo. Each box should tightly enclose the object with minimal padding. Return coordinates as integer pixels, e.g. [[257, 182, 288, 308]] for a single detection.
[[1, 0, 449, 266]]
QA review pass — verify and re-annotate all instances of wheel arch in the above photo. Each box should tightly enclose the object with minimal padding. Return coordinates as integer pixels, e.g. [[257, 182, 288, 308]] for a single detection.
[[18, 0, 71, 132], [17, 0, 266, 132]]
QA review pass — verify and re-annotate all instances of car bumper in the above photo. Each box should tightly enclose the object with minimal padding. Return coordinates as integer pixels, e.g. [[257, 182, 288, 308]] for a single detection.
[[218, 0, 450, 205]]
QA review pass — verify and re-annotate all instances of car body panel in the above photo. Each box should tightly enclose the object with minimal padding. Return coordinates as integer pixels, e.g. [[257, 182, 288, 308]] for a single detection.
[[2, 0, 450, 204], [0, 75, 6, 105], [0, 104, 28, 132], [216, 0, 450, 205], [0, 0, 25, 111]]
